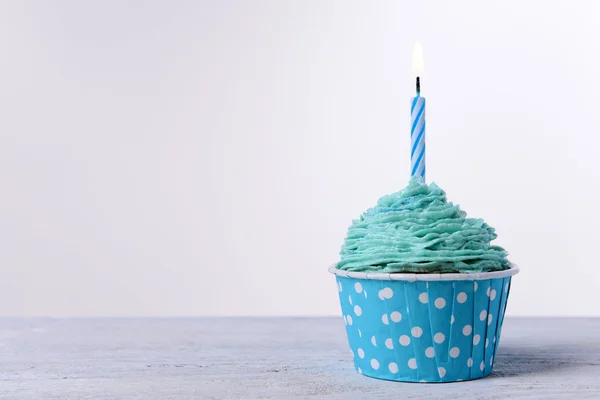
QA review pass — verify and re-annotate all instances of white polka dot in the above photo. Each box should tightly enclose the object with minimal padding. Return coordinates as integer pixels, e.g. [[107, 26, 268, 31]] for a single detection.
[[354, 305, 362, 316], [473, 334, 481, 345], [371, 336, 377, 346], [343, 315, 347, 326], [487, 286, 491, 297], [419, 292, 428, 303], [371, 359, 380, 370], [385, 338, 394, 349], [451, 315, 455, 324], [357, 367, 362, 374], [357, 348, 365, 358], [457, 292, 467, 303], [490, 289, 497, 301], [488, 313, 493, 325], [505, 282, 509, 293], [486, 338, 489, 348], [480, 310, 487, 321], [434, 297, 446, 309], [490, 356, 494, 366], [462, 325, 472, 336], [449, 347, 460, 358], [467, 357, 473, 367], [438, 367, 446, 378], [381, 314, 389, 325], [419, 380, 427, 383], [388, 362, 398, 373], [378, 287, 393, 300], [493, 336, 497, 344], [354, 282, 363, 293], [399, 335, 411, 346], [408, 358, 417, 369], [347, 315, 353, 325], [348, 295, 353, 305], [338, 282, 342, 292], [425, 347, 435, 358], [358, 329, 362, 337], [480, 361, 485, 371], [434, 332, 445, 344], [411, 326, 423, 338], [390, 311, 402, 323], [364, 290, 368, 299], [474, 281, 478, 291]]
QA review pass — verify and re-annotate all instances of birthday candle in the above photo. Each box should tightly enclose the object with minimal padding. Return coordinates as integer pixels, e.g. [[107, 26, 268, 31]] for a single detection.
[[411, 42, 426, 180]]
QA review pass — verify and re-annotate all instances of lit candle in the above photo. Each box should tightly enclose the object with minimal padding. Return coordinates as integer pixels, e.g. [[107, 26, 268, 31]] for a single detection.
[[411, 42, 426, 180]]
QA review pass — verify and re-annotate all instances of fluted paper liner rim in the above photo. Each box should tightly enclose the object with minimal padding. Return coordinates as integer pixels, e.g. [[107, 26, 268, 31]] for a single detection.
[[329, 263, 519, 281]]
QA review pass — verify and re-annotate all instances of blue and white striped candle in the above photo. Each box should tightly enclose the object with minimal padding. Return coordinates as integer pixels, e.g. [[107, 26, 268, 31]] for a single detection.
[[411, 95, 426, 179], [411, 42, 426, 180]]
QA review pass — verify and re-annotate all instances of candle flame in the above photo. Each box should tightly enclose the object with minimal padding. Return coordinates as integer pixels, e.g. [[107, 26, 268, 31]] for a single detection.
[[412, 42, 424, 78]]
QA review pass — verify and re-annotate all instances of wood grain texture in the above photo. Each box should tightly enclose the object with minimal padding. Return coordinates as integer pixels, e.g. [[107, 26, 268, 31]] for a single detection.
[[1, 317, 599, 399]]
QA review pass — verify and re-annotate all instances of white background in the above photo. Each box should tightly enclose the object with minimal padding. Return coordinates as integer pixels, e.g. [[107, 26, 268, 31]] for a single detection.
[[1, 1, 599, 317]]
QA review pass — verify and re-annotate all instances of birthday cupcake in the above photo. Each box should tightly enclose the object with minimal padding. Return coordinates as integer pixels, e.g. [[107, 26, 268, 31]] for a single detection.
[[330, 177, 518, 382]]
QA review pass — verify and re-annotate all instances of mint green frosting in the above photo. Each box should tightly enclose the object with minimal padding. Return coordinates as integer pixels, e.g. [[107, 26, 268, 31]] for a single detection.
[[336, 177, 509, 273]]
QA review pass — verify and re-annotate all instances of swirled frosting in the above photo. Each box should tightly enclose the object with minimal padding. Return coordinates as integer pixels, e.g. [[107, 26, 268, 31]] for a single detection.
[[336, 177, 509, 273]]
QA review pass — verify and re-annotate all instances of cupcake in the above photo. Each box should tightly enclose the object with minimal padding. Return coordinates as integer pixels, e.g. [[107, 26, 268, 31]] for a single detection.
[[330, 177, 518, 382]]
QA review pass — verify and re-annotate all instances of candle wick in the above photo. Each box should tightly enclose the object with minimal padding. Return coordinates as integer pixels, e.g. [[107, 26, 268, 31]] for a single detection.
[[416, 77, 421, 96]]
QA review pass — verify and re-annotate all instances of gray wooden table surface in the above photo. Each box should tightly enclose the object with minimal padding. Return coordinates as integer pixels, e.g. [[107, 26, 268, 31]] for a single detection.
[[1, 317, 599, 399]]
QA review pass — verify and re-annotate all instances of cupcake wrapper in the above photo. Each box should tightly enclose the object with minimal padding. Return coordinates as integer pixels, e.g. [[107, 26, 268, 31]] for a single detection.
[[335, 274, 513, 382]]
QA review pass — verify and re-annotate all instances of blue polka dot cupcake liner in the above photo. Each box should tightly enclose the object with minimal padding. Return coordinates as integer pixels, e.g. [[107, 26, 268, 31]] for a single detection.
[[330, 264, 519, 383]]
